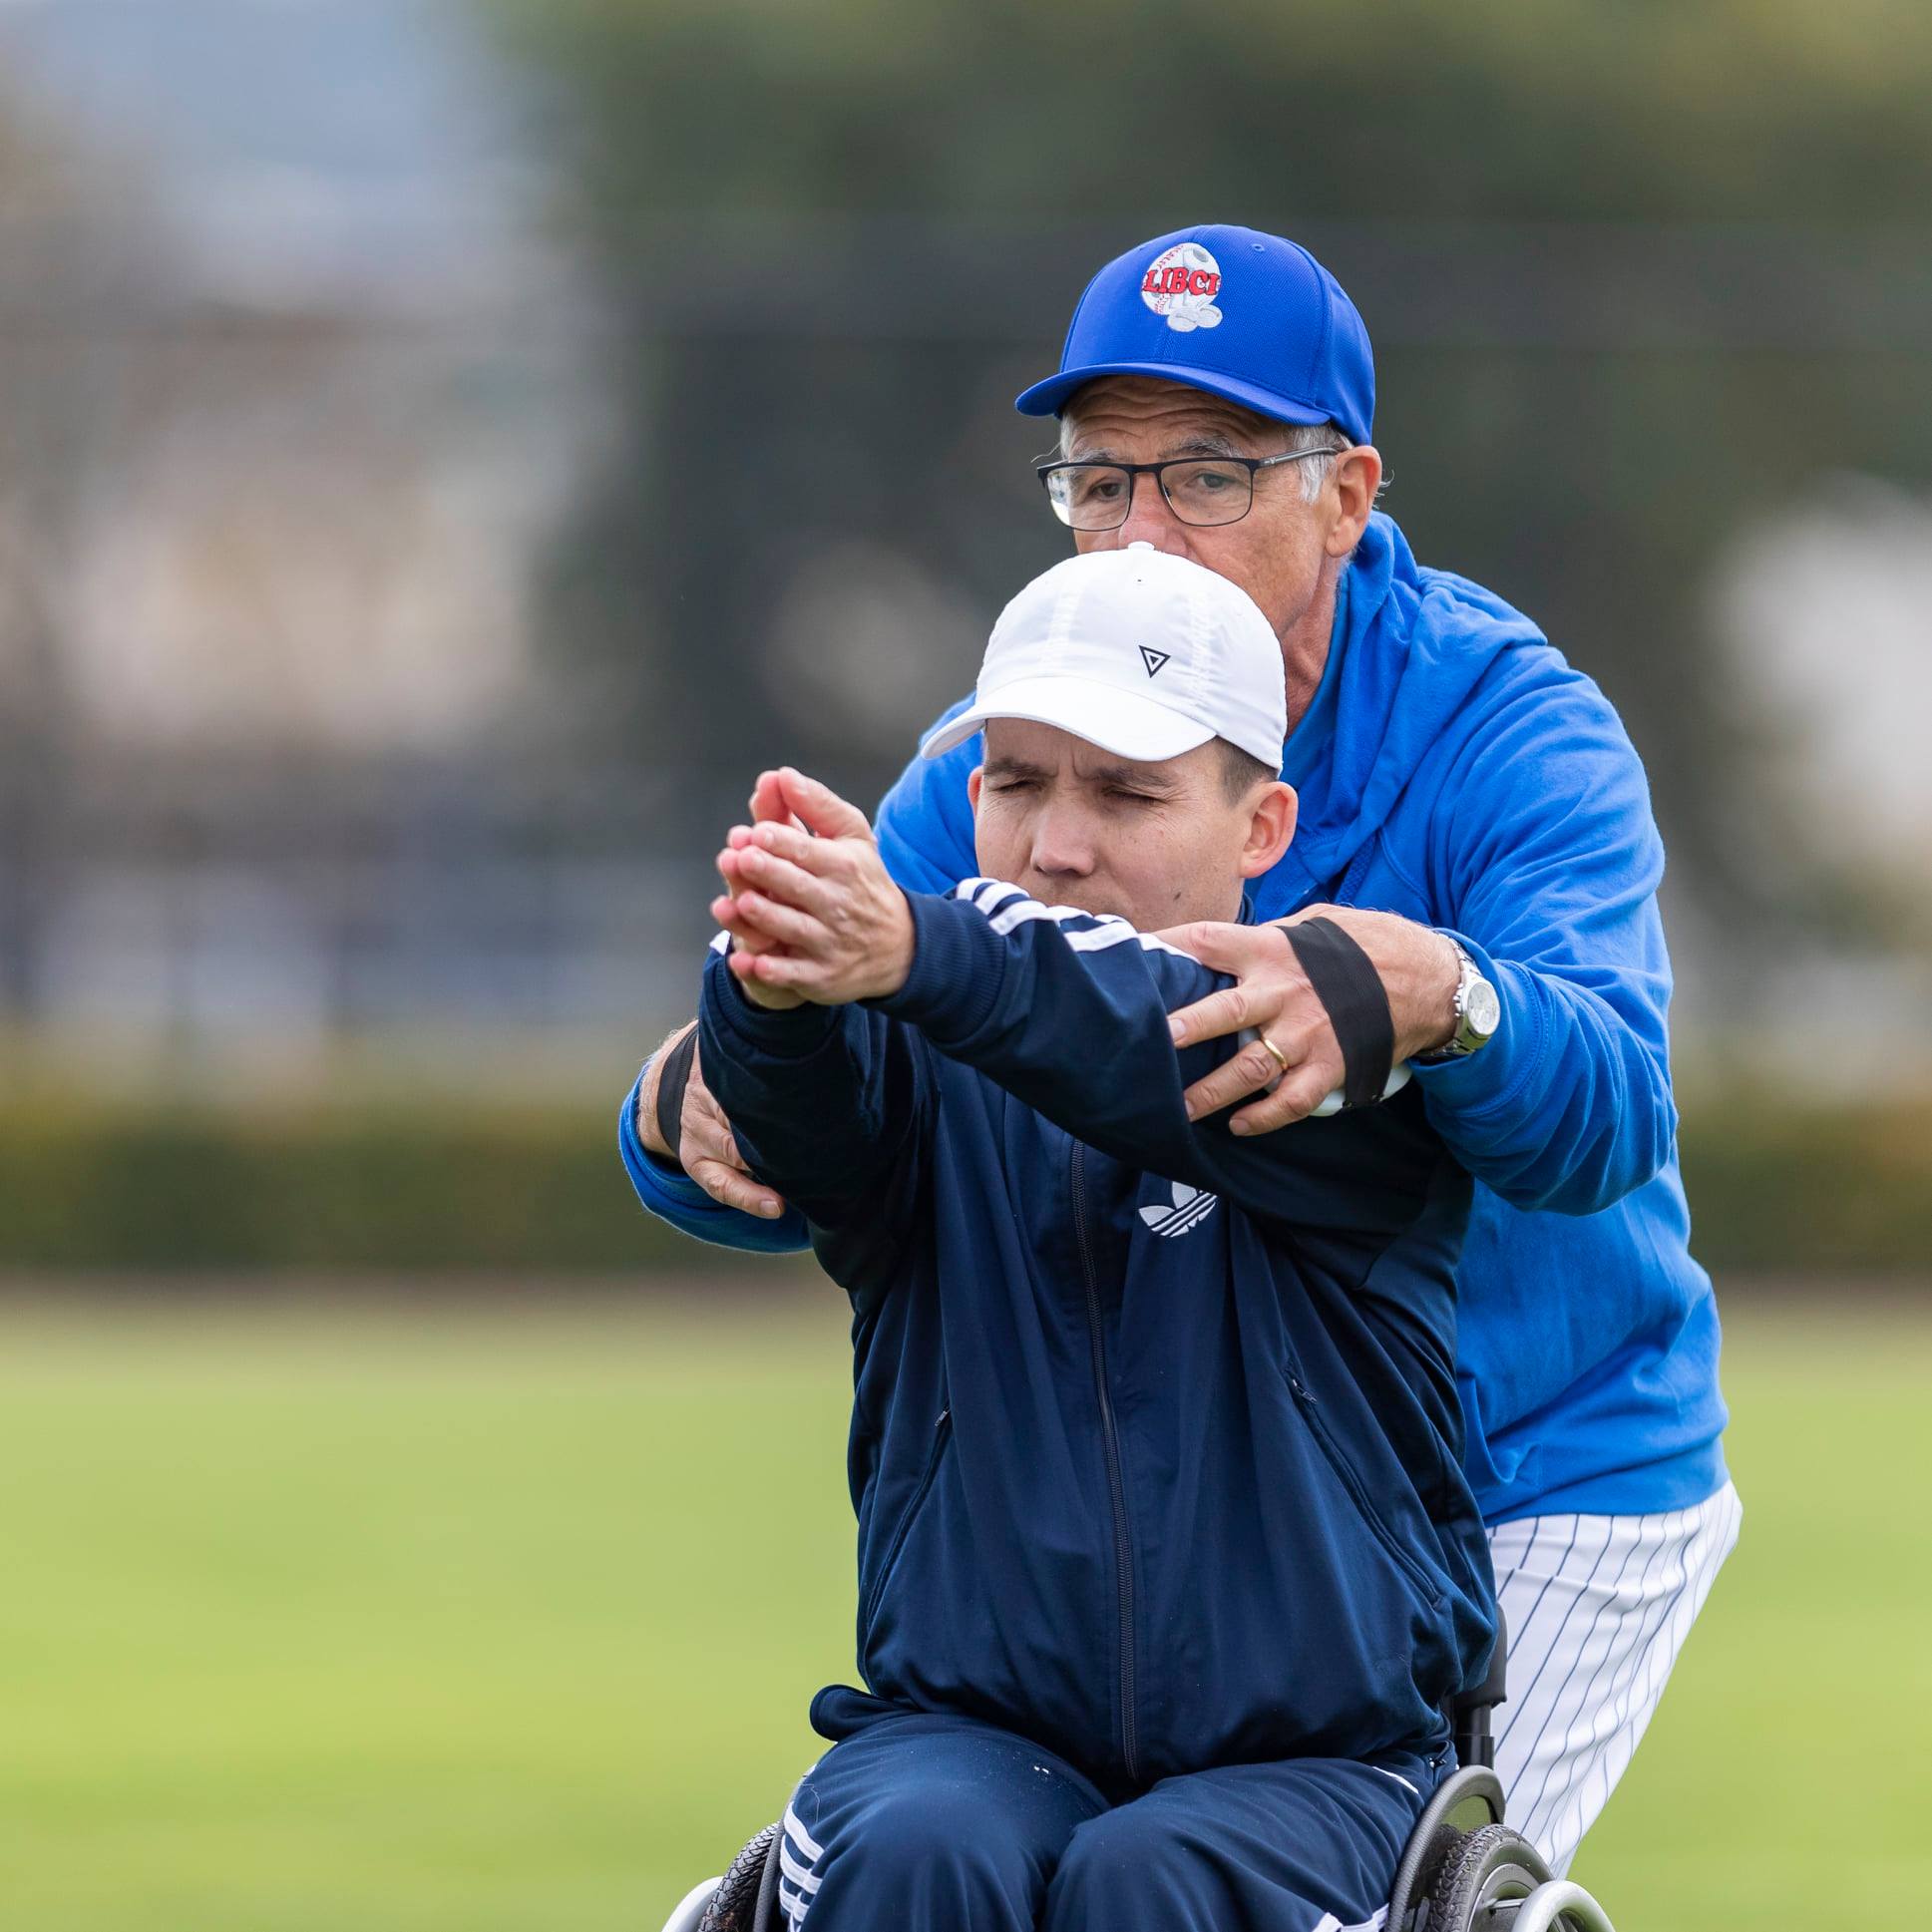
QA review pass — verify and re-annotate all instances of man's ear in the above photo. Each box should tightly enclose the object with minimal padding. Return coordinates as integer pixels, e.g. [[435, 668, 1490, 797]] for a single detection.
[[1325, 445, 1381, 559], [1239, 781, 1297, 880], [967, 766, 984, 815]]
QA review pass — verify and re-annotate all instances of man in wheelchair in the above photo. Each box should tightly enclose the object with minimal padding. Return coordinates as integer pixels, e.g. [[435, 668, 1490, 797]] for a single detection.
[[674, 547, 1497, 1931]]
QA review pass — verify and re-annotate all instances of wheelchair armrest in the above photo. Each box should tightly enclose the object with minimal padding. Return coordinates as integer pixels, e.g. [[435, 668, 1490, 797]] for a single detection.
[[1449, 1609, 1507, 1768], [1457, 1613, 1509, 1715]]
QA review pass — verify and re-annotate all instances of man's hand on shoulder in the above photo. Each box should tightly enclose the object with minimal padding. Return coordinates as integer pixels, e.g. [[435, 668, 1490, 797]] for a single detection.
[[712, 768, 916, 1005], [1155, 906, 1459, 1133]]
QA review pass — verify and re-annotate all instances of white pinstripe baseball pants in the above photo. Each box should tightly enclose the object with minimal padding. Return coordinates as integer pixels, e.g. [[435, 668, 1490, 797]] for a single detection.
[[1488, 1481, 1743, 1875]]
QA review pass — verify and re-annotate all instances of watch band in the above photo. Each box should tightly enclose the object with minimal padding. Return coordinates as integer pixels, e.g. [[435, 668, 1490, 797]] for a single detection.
[[1414, 937, 1496, 1062]]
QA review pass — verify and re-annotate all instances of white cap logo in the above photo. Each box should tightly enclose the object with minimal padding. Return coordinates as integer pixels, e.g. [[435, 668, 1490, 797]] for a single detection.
[[1139, 241, 1223, 332]]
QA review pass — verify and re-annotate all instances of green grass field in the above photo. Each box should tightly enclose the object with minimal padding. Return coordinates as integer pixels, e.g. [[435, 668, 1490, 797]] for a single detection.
[[0, 1287, 1926, 1930]]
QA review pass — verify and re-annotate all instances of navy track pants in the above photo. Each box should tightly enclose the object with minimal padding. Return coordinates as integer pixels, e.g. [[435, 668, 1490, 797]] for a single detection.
[[772, 1704, 1439, 1932]]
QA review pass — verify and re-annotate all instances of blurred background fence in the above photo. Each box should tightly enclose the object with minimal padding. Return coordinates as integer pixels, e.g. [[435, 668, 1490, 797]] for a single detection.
[[2, 0, 1929, 1266]]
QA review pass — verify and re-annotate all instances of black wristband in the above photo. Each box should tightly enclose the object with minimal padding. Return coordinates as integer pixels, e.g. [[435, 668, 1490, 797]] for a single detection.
[[652, 1024, 700, 1160], [1282, 918, 1395, 1111]]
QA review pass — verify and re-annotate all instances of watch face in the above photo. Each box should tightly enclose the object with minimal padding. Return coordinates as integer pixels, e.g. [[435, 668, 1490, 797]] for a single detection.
[[1465, 975, 1502, 1040]]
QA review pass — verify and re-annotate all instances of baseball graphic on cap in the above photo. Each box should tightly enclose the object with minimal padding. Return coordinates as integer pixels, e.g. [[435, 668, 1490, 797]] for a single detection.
[[1140, 241, 1224, 332]]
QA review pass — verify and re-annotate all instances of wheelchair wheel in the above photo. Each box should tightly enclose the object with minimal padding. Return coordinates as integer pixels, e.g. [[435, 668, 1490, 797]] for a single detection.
[[1386, 1765, 1504, 1930], [1428, 1823, 1568, 1930], [1437, 1823, 1630, 1932], [698, 1822, 782, 1932]]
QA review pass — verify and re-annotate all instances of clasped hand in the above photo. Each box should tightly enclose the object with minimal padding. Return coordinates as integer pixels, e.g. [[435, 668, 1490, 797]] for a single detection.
[[711, 768, 916, 1010]]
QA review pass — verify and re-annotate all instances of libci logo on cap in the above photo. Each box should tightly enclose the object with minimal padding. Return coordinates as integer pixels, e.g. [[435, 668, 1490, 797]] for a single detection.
[[1140, 242, 1224, 333], [1138, 646, 1170, 678]]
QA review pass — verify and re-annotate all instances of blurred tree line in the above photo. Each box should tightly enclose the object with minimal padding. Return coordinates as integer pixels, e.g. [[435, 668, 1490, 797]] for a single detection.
[[495, 0, 1932, 953], [5, 1083, 1927, 1274]]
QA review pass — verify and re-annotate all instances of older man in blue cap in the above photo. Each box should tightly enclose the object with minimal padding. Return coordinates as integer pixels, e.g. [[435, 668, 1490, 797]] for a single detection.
[[624, 223, 1739, 1875]]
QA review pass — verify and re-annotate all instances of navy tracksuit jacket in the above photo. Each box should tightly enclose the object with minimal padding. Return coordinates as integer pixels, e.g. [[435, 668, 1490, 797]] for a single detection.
[[703, 885, 1499, 1924], [697, 878, 1497, 1804]]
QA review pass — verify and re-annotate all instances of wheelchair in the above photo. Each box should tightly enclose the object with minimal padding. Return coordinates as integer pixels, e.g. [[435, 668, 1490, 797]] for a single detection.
[[659, 1616, 1619, 1932]]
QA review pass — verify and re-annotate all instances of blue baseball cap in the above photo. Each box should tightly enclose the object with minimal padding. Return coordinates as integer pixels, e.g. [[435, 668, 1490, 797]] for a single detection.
[[1014, 223, 1374, 446]]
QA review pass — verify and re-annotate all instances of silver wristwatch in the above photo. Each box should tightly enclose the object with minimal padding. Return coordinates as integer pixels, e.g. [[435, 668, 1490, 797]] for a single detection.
[[1415, 937, 1500, 1061]]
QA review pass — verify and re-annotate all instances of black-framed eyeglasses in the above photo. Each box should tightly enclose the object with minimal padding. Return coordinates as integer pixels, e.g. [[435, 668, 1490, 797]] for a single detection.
[[1035, 448, 1344, 531]]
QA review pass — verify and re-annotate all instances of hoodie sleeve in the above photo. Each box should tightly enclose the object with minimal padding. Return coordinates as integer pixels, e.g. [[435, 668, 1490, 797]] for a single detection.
[[873, 704, 981, 895], [1407, 672, 1677, 1216], [877, 882, 1445, 1234], [694, 942, 932, 1277]]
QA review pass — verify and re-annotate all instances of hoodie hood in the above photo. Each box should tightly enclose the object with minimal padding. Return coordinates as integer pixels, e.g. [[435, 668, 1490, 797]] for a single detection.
[[1264, 512, 1546, 908]]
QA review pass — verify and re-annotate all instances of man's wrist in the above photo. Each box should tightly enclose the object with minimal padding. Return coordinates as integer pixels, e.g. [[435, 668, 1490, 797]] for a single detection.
[[875, 890, 917, 999], [636, 1022, 695, 1158], [636, 1064, 667, 1158], [1417, 928, 1463, 1055], [1413, 932, 1501, 1062]]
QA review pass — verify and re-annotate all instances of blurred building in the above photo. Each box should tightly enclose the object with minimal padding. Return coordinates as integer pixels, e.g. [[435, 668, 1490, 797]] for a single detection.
[[0, 0, 684, 1087], [1, 0, 1928, 1099]]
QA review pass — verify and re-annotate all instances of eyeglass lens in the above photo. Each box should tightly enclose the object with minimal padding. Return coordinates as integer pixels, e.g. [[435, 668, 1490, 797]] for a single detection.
[[1043, 461, 1256, 531]]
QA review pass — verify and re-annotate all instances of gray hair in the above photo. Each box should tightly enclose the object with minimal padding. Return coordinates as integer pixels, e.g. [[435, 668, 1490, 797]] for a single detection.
[[1056, 411, 1350, 505]]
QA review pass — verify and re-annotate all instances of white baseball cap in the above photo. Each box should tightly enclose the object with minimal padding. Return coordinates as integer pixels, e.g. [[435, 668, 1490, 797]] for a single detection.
[[920, 544, 1287, 771]]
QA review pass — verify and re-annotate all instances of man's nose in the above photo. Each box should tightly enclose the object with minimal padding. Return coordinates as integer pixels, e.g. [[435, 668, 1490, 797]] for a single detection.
[[1029, 806, 1097, 880], [1105, 472, 1185, 552]]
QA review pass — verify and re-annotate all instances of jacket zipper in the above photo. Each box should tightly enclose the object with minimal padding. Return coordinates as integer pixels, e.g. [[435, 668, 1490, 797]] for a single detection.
[[1287, 1373, 1442, 1606], [1071, 1140, 1139, 1785]]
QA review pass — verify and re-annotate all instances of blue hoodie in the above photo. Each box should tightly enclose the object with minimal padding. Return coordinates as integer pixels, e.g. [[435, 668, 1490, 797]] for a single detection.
[[697, 883, 1494, 1792], [621, 513, 1729, 1525]]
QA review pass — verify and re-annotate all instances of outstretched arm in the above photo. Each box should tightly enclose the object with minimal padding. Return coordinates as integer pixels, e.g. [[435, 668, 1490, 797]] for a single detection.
[[617, 726, 985, 1250], [615, 763, 817, 1247], [719, 774, 1445, 1234], [693, 940, 928, 1256]]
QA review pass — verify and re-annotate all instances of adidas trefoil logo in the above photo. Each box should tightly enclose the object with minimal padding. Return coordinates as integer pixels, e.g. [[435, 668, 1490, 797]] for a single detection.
[[1138, 645, 1171, 678], [1138, 1180, 1219, 1239]]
